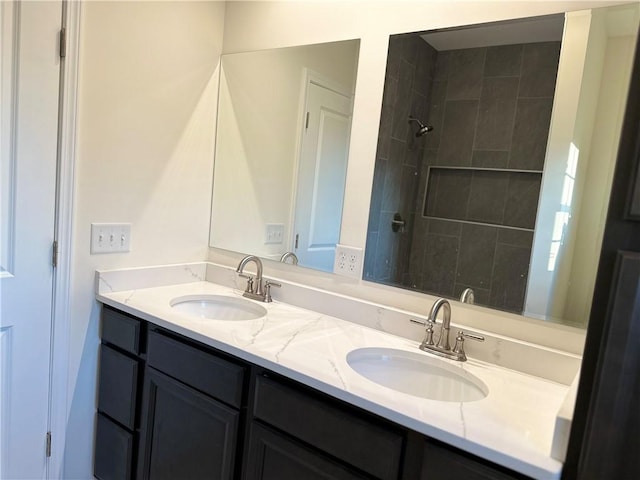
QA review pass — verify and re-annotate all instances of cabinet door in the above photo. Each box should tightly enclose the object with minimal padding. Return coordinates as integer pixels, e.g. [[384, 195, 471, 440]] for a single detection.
[[244, 422, 368, 480], [420, 441, 524, 480], [138, 368, 239, 480]]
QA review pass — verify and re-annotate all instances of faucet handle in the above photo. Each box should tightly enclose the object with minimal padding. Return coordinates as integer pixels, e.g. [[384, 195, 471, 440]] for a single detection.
[[452, 330, 484, 361], [423, 320, 436, 346], [240, 275, 254, 294], [264, 281, 281, 303]]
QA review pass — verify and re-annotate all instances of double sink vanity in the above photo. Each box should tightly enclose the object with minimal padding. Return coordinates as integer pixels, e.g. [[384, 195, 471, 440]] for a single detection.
[[93, 260, 577, 480]]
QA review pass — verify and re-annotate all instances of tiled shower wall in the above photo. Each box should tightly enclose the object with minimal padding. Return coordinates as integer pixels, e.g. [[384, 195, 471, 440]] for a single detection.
[[363, 34, 437, 284], [365, 36, 560, 314]]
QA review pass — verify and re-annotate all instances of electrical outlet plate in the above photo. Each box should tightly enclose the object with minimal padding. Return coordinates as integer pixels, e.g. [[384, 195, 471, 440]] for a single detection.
[[333, 244, 363, 279], [91, 223, 131, 254]]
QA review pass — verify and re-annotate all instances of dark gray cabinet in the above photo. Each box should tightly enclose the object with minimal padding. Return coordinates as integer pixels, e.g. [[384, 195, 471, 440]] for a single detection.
[[95, 307, 144, 480], [96, 306, 527, 480], [137, 368, 239, 480], [244, 422, 368, 480]]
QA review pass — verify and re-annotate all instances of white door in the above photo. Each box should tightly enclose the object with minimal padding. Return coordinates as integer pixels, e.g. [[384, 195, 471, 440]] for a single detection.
[[0, 1, 62, 478], [293, 81, 352, 272]]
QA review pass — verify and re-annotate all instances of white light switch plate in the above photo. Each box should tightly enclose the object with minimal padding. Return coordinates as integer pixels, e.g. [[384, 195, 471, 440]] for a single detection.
[[333, 244, 363, 278], [91, 223, 131, 254]]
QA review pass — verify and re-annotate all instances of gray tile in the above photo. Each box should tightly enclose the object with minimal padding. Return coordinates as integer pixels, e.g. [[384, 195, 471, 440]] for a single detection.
[[373, 212, 399, 281], [446, 47, 486, 100], [423, 166, 439, 216], [509, 98, 553, 170], [429, 169, 472, 220], [474, 77, 519, 151], [471, 150, 509, 168], [427, 217, 462, 237], [401, 34, 419, 65], [381, 156, 403, 212], [400, 165, 419, 214], [422, 234, 458, 297], [405, 145, 423, 168], [402, 272, 423, 290], [389, 137, 406, 165], [456, 223, 498, 289], [363, 231, 379, 280], [437, 100, 478, 166], [391, 59, 415, 140], [467, 171, 509, 225], [489, 243, 531, 313], [415, 41, 437, 96], [424, 81, 446, 151], [484, 44, 523, 77], [497, 228, 533, 247], [386, 36, 403, 80], [367, 157, 387, 232], [504, 173, 542, 229], [434, 51, 450, 81], [409, 217, 428, 273], [519, 42, 560, 98]]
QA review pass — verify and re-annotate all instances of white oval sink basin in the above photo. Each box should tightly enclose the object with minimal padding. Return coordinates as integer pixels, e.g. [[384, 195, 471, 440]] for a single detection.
[[170, 294, 267, 321], [347, 347, 488, 402]]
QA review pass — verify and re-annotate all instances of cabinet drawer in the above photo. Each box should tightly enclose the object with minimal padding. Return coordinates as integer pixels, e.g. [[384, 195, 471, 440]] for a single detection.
[[98, 345, 139, 430], [95, 413, 134, 480], [147, 329, 245, 408], [102, 307, 142, 355], [253, 375, 403, 480]]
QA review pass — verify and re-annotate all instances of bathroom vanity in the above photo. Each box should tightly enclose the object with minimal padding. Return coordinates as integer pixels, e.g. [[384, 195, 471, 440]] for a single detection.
[[93, 263, 575, 480]]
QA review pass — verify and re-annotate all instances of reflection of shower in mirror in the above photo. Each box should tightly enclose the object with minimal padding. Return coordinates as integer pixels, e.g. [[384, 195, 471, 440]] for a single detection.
[[408, 116, 434, 137]]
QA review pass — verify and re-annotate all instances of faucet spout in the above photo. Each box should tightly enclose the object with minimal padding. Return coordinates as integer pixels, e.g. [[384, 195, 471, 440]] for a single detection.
[[429, 298, 451, 351], [236, 255, 264, 296]]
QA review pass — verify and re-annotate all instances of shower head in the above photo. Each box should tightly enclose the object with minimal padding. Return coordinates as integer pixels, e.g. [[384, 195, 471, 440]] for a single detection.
[[408, 116, 434, 137]]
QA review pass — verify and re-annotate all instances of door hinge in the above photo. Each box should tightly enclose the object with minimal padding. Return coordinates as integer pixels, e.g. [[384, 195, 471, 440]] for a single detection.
[[52, 240, 59, 268], [46, 432, 52, 457], [305, 112, 310, 130], [295, 234, 299, 249], [59, 28, 66, 58]]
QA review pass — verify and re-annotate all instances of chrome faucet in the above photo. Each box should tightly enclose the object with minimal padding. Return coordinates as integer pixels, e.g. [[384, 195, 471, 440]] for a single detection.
[[416, 297, 484, 361], [279, 251, 298, 265], [236, 255, 280, 302], [459, 287, 475, 304]]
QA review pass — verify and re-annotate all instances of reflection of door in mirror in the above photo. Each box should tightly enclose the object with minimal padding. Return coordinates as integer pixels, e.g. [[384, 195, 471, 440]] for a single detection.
[[293, 74, 352, 272]]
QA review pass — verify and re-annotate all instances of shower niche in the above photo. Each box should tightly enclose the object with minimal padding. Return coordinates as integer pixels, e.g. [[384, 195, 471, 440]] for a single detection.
[[364, 18, 562, 314]]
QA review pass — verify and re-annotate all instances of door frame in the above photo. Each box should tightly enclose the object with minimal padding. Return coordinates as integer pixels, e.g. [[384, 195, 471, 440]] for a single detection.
[[48, 1, 80, 477]]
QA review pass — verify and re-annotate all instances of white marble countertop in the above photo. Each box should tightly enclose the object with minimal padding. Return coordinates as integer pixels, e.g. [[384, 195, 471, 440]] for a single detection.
[[97, 273, 568, 479]]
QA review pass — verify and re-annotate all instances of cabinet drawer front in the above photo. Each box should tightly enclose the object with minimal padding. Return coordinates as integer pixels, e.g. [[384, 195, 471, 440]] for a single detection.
[[98, 345, 139, 430], [95, 413, 134, 480], [245, 422, 368, 480], [102, 307, 142, 355], [147, 329, 245, 408], [253, 375, 403, 480]]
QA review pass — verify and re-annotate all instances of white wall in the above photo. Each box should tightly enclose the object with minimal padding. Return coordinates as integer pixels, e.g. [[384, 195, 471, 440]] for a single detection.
[[210, 41, 359, 259], [64, 2, 225, 477]]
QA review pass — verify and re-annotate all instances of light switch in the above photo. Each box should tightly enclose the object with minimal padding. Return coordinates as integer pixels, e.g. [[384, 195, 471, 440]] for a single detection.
[[265, 223, 284, 244], [91, 223, 131, 254]]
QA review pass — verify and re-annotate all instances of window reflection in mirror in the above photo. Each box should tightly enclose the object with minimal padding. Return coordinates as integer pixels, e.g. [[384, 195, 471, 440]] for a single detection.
[[364, 5, 639, 327], [209, 40, 360, 272]]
